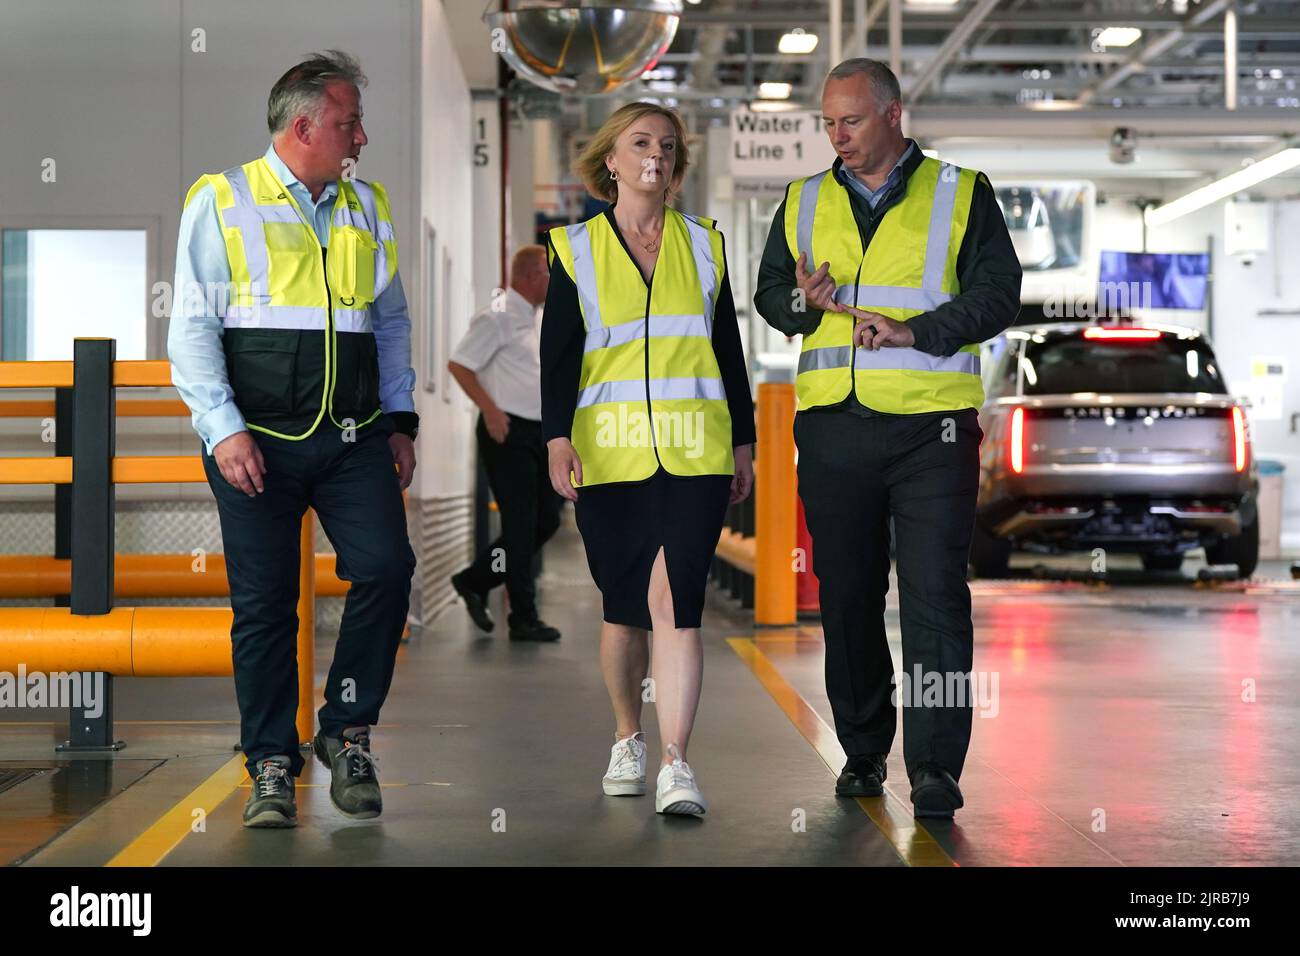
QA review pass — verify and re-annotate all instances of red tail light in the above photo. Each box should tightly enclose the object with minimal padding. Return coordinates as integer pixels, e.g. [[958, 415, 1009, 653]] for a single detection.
[[1231, 405, 1247, 473], [1083, 327, 1162, 340], [1010, 406, 1025, 474]]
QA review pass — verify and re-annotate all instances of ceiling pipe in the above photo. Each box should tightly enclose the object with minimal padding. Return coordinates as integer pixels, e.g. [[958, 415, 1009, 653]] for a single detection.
[[888, 0, 901, 80], [1224, 1, 1237, 111]]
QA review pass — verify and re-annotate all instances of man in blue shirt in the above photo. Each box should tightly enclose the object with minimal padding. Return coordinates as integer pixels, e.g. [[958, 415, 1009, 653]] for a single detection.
[[168, 50, 417, 829]]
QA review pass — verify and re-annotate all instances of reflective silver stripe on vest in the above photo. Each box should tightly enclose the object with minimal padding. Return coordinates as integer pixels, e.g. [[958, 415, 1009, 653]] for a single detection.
[[583, 314, 710, 353], [224, 305, 326, 329], [853, 347, 980, 374], [798, 346, 852, 374], [923, 163, 960, 292], [681, 214, 717, 330], [796, 170, 828, 265], [334, 308, 372, 333], [798, 345, 979, 375], [566, 222, 603, 331], [220, 167, 285, 290], [577, 376, 726, 409], [832, 285, 954, 311]]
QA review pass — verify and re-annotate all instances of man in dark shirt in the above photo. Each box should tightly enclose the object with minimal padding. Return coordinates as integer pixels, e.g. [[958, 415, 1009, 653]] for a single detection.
[[753, 58, 1021, 818]]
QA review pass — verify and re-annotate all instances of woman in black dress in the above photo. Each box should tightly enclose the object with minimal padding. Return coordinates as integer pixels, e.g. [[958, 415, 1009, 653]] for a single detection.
[[540, 103, 755, 817]]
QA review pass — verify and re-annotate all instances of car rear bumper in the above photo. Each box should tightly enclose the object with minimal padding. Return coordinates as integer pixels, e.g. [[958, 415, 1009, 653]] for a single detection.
[[1006, 462, 1249, 498], [993, 503, 1244, 539]]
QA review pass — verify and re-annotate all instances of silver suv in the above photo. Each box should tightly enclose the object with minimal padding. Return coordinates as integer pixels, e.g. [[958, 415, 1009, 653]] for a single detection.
[[972, 321, 1259, 578]]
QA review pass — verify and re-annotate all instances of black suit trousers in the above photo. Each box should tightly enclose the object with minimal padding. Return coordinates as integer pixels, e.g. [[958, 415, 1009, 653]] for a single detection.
[[795, 405, 982, 782]]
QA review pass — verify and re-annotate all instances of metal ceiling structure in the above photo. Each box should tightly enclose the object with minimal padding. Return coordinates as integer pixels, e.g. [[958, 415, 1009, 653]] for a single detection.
[[640, 0, 1300, 112], [499, 0, 1300, 197]]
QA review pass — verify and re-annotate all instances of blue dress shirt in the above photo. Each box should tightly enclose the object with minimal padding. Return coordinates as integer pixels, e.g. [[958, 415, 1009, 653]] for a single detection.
[[167, 143, 416, 453], [835, 139, 917, 210]]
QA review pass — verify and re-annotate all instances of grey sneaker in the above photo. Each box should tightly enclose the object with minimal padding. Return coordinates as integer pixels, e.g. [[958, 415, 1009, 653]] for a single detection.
[[243, 755, 297, 828], [312, 727, 382, 819]]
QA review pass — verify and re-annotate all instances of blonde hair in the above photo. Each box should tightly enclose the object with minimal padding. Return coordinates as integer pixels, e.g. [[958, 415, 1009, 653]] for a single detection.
[[573, 102, 690, 204]]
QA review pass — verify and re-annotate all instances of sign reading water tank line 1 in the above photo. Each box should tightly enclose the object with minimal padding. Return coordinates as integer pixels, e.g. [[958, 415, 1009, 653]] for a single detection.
[[730, 109, 836, 198]]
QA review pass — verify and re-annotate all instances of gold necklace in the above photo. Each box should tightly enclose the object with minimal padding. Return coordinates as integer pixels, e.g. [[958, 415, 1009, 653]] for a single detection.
[[631, 223, 662, 254], [615, 211, 662, 254]]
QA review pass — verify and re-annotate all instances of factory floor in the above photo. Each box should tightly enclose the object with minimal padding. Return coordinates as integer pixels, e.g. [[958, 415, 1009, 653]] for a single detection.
[[2, 511, 1297, 867]]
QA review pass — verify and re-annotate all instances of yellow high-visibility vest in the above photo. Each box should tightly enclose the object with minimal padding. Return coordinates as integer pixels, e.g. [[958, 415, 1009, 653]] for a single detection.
[[183, 156, 398, 439], [783, 157, 983, 414], [548, 207, 735, 487]]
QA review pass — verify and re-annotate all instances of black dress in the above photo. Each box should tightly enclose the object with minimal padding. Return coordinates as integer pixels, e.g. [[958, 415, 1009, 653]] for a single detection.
[[540, 208, 757, 630]]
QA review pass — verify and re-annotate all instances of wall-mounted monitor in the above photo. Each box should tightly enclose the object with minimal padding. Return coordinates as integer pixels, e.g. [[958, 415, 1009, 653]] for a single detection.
[[1098, 250, 1209, 311]]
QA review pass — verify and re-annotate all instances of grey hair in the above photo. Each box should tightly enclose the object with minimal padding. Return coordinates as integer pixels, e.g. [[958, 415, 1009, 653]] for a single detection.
[[825, 58, 901, 113], [267, 50, 368, 135]]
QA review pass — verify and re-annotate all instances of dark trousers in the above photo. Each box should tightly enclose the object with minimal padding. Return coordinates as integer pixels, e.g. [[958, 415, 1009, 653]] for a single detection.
[[458, 413, 561, 621], [202, 419, 416, 777], [795, 406, 982, 783]]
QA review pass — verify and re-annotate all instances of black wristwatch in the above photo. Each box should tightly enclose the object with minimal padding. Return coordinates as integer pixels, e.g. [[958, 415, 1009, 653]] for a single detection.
[[388, 411, 420, 441]]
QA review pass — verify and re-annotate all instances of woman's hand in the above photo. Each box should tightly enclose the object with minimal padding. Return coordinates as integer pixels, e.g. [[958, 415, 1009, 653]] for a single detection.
[[547, 437, 583, 501], [730, 443, 754, 504]]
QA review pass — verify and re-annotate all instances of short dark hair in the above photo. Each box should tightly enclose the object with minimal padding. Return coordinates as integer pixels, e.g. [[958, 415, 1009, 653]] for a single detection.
[[825, 58, 902, 112], [267, 50, 367, 134]]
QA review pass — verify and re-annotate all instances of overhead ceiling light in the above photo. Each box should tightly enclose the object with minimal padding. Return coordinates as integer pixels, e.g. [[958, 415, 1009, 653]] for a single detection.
[[778, 28, 819, 55], [1096, 26, 1143, 48], [1146, 148, 1300, 226], [758, 81, 792, 100]]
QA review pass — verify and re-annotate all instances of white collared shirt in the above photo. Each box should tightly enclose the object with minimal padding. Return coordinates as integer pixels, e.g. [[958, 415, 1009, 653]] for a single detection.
[[450, 287, 542, 420]]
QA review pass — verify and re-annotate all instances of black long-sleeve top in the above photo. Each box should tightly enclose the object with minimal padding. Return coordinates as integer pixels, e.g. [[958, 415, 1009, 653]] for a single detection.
[[540, 207, 757, 449], [752, 145, 1022, 415]]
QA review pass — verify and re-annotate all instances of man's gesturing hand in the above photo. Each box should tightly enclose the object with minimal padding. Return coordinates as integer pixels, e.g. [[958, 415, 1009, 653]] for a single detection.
[[389, 433, 416, 490], [794, 251, 843, 313], [846, 307, 915, 350], [213, 431, 267, 497]]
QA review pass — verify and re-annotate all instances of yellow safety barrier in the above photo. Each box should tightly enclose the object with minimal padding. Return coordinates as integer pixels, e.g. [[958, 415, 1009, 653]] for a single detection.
[[0, 554, 350, 598], [0, 607, 235, 676], [0, 355, 317, 744], [0, 399, 191, 418], [715, 528, 756, 577]]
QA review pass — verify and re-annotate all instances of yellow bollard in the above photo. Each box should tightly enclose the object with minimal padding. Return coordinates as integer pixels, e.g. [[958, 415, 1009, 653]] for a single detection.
[[755, 382, 797, 625]]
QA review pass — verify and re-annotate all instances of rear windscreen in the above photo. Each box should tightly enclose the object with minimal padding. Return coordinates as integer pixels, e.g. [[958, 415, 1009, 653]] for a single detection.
[[1020, 335, 1227, 395]]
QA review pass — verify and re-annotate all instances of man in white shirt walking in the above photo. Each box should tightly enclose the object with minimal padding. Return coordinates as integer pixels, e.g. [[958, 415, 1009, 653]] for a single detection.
[[449, 245, 562, 641]]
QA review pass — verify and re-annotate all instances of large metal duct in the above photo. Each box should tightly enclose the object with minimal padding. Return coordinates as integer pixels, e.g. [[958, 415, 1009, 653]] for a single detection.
[[484, 0, 683, 95]]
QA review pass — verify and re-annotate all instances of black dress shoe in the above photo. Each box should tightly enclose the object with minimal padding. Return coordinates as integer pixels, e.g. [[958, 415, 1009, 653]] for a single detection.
[[451, 571, 494, 633], [508, 615, 562, 642], [910, 766, 963, 818], [835, 752, 887, 797]]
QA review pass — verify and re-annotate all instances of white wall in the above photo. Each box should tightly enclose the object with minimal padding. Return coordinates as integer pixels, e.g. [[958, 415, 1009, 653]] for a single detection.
[[416, 0, 476, 501], [0, 0, 443, 503]]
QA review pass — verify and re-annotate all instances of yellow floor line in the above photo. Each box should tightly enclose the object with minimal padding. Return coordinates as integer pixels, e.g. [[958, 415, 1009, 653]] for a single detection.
[[727, 637, 956, 868], [106, 755, 248, 867]]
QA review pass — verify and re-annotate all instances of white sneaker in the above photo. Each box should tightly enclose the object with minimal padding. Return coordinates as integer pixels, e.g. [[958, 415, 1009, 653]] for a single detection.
[[602, 733, 647, 796], [655, 743, 707, 815]]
